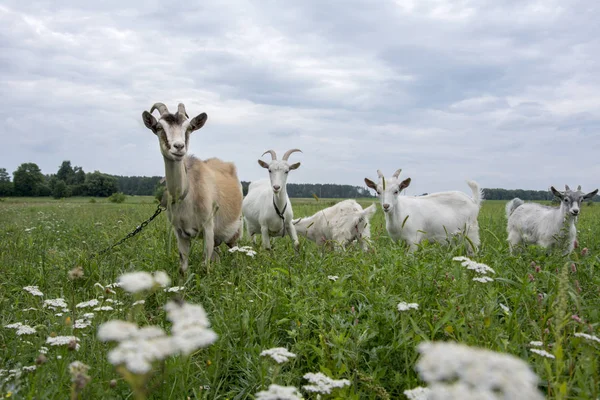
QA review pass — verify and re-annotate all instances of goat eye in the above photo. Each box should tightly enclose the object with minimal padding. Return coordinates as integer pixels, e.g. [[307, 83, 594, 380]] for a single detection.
[[394, 190, 399, 195], [285, 171, 289, 174]]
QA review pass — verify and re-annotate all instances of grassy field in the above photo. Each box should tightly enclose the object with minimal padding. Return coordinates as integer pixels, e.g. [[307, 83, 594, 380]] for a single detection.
[[1, 197, 599, 399]]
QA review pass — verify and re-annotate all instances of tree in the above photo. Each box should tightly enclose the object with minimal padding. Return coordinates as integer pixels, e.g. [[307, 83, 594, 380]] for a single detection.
[[0, 168, 13, 196], [13, 163, 45, 196], [52, 180, 71, 199], [85, 171, 118, 197], [56, 160, 75, 183]]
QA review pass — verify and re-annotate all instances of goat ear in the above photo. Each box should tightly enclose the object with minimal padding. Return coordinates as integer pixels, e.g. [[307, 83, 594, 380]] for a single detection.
[[364, 178, 377, 191], [289, 162, 301, 170], [258, 160, 270, 169], [550, 186, 564, 199], [142, 111, 158, 133], [399, 178, 411, 191], [583, 189, 598, 200], [565, 184, 571, 191], [189, 113, 208, 132]]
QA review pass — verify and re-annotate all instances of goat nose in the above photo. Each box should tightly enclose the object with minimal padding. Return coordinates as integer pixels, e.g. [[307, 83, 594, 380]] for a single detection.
[[273, 185, 281, 191], [383, 203, 390, 210], [173, 142, 184, 151]]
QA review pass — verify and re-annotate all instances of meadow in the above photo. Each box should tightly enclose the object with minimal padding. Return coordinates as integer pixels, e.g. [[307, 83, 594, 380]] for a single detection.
[[1, 196, 599, 399]]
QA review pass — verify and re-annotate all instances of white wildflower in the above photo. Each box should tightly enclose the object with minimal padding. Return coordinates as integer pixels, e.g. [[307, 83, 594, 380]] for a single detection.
[[165, 286, 185, 293], [97, 320, 139, 342], [529, 341, 543, 347], [118, 272, 154, 293], [39, 346, 48, 354], [44, 298, 68, 310], [105, 299, 124, 305], [499, 304, 510, 314], [404, 386, 432, 400], [22, 307, 38, 312], [74, 319, 92, 329], [153, 271, 171, 288], [46, 336, 80, 350], [328, 275, 339, 282], [260, 347, 297, 364], [107, 328, 176, 374], [255, 384, 303, 400], [472, 276, 494, 283], [23, 286, 44, 297], [530, 349, 555, 359], [416, 341, 543, 400], [453, 257, 495, 275], [22, 365, 37, 372], [94, 306, 114, 311], [574, 332, 600, 344], [55, 313, 64, 317], [302, 372, 351, 394], [229, 245, 257, 257], [76, 299, 100, 308], [5, 322, 37, 336], [397, 302, 419, 312], [165, 300, 218, 355], [132, 300, 145, 306]]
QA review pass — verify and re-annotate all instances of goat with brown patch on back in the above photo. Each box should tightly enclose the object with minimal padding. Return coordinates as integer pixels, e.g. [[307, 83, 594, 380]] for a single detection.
[[142, 102, 243, 274]]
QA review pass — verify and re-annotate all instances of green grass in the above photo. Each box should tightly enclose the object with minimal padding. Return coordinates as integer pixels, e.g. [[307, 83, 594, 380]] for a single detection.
[[1, 198, 599, 399]]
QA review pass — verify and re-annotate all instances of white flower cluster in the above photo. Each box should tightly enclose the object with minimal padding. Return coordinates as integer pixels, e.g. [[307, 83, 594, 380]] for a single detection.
[[574, 332, 600, 344], [98, 300, 217, 375], [499, 304, 510, 314], [46, 335, 80, 350], [255, 384, 303, 400], [327, 275, 339, 282], [530, 348, 555, 359], [404, 386, 432, 400], [76, 299, 99, 308], [5, 322, 37, 336], [302, 372, 351, 394], [398, 302, 419, 312], [23, 286, 44, 297], [260, 347, 297, 364], [453, 256, 495, 283], [416, 341, 543, 400], [165, 286, 185, 293], [44, 298, 69, 311], [74, 313, 94, 329], [529, 341, 543, 347], [228, 246, 257, 257], [117, 271, 171, 294]]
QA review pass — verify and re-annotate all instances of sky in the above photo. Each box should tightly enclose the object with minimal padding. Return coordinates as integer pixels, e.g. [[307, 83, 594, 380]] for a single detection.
[[1, 0, 599, 195]]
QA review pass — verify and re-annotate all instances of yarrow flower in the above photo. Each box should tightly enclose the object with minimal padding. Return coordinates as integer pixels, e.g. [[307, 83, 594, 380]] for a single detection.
[[397, 302, 419, 312], [107, 327, 176, 374], [404, 386, 432, 400], [94, 306, 114, 312], [327, 275, 339, 282], [47, 336, 80, 350], [5, 323, 37, 336], [574, 332, 600, 344], [165, 300, 218, 355], [530, 349, 555, 359], [529, 341, 543, 347], [228, 246, 257, 257], [255, 384, 303, 400], [453, 256, 495, 275], [117, 271, 171, 293], [76, 299, 100, 308], [98, 320, 140, 342], [416, 341, 543, 400], [165, 286, 185, 293], [23, 286, 44, 297], [260, 347, 297, 364], [473, 276, 494, 283], [302, 372, 351, 394], [44, 298, 69, 311]]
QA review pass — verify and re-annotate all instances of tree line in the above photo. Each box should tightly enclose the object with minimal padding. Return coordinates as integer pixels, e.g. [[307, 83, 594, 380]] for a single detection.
[[0, 161, 598, 201]]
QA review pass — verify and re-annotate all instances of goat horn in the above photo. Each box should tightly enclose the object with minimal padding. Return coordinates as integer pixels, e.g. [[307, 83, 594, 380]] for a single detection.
[[150, 103, 169, 116], [262, 150, 277, 160], [283, 148, 302, 161], [392, 169, 402, 178], [377, 170, 384, 179], [177, 103, 189, 119]]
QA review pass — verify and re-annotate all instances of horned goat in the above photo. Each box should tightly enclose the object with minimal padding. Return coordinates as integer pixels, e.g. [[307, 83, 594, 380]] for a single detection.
[[242, 149, 302, 250], [293, 200, 377, 251], [364, 169, 482, 252], [142, 102, 243, 273], [506, 185, 598, 254]]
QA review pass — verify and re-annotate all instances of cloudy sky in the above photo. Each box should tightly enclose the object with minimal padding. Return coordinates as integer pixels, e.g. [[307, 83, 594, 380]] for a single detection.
[[2, 0, 599, 195]]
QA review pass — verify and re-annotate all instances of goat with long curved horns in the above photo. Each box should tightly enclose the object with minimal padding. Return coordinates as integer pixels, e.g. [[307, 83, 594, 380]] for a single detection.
[[242, 148, 302, 250], [142, 102, 243, 274]]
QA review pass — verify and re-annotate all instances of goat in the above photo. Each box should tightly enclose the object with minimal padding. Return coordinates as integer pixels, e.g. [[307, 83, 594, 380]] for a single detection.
[[292, 200, 377, 251], [142, 102, 243, 273], [242, 149, 302, 250], [506, 185, 598, 254], [364, 169, 482, 252]]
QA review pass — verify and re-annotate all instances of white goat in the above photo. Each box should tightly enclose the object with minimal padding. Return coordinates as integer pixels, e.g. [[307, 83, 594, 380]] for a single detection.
[[506, 185, 598, 254], [292, 200, 377, 251], [242, 149, 302, 250], [364, 169, 482, 252], [142, 102, 243, 273]]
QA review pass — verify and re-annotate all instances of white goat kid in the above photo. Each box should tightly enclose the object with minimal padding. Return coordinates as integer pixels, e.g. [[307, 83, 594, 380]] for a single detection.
[[292, 200, 377, 251], [506, 185, 598, 254], [242, 149, 302, 250], [364, 169, 482, 252], [142, 102, 243, 273]]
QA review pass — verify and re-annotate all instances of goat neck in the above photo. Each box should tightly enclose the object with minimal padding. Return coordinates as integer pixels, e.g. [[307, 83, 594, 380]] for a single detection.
[[272, 184, 288, 217], [163, 156, 189, 204]]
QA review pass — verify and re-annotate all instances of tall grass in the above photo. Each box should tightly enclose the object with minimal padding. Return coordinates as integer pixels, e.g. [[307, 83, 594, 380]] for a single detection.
[[0, 198, 599, 399]]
